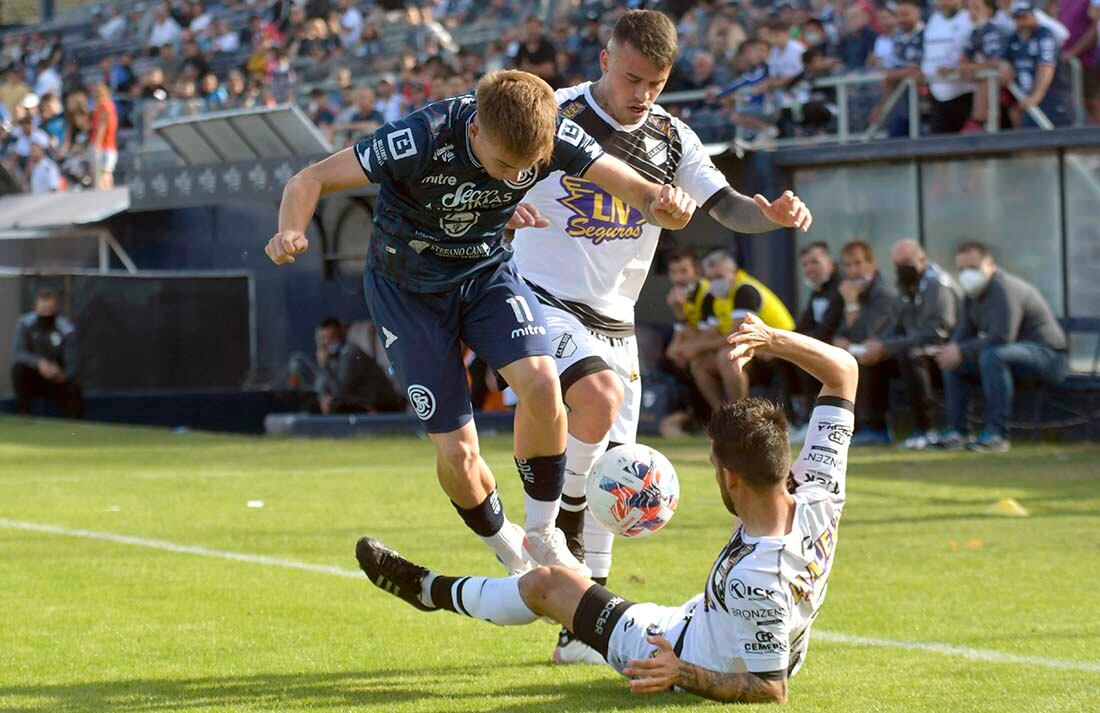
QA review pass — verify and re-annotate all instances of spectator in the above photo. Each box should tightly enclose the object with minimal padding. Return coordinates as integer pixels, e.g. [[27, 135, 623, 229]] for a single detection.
[[99, 6, 128, 43], [837, 5, 879, 69], [11, 288, 83, 419], [137, 67, 169, 100], [159, 43, 184, 81], [961, 0, 1010, 127], [935, 241, 1067, 452], [761, 19, 806, 115], [200, 73, 229, 111], [871, 0, 924, 136], [922, 0, 975, 134], [513, 16, 560, 87], [268, 48, 297, 103], [1002, 0, 1066, 127], [339, 0, 363, 51], [189, 1, 213, 34], [857, 240, 960, 450], [38, 92, 64, 148], [870, 6, 899, 67], [993, 0, 1070, 45], [60, 56, 85, 97], [686, 249, 796, 413], [181, 40, 210, 80], [12, 115, 50, 168], [665, 248, 715, 372], [213, 19, 241, 54], [90, 83, 118, 190], [224, 69, 249, 107], [315, 318, 405, 414], [148, 5, 183, 53], [832, 240, 898, 445], [0, 65, 31, 117], [34, 49, 63, 98], [374, 75, 404, 122], [308, 87, 336, 127], [574, 12, 604, 77], [240, 15, 268, 50], [1059, 0, 1099, 124], [24, 138, 62, 193], [791, 241, 843, 433]]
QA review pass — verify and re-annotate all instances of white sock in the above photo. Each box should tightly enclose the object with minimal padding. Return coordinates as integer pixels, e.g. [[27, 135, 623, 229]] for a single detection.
[[583, 509, 615, 580], [562, 434, 609, 512], [524, 495, 559, 532], [420, 572, 438, 608], [453, 575, 539, 625], [478, 519, 523, 564]]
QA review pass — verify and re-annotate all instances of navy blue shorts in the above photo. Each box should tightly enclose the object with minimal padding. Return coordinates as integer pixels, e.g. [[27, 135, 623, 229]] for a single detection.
[[363, 260, 551, 433]]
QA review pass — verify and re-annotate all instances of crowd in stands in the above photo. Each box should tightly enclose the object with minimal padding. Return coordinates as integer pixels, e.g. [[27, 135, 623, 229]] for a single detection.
[[0, 0, 1096, 193], [660, 237, 1067, 453]]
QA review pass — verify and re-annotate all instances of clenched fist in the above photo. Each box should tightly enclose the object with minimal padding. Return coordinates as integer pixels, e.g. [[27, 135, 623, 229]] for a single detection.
[[265, 230, 309, 265]]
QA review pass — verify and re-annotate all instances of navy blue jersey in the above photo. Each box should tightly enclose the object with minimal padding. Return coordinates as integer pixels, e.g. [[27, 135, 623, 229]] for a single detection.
[[715, 64, 769, 109], [892, 27, 925, 67], [965, 21, 1008, 62], [355, 94, 605, 292], [1003, 26, 1057, 94]]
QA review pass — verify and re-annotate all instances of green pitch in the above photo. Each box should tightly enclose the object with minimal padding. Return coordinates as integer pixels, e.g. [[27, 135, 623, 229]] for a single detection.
[[1, 416, 1098, 712]]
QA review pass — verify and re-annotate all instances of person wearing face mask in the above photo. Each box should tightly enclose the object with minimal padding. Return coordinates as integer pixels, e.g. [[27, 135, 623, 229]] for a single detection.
[[686, 249, 796, 418], [933, 241, 1067, 452], [792, 242, 843, 433], [10, 288, 83, 418], [832, 240, 898, 445], [856, 240, 960, 450], [314, 317, 405, 415]]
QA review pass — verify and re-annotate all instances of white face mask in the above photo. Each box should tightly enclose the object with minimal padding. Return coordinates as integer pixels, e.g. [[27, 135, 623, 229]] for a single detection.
[[802, 277, 821, 292], [958, 268, 990, 297], [709, 278, 731, 298]]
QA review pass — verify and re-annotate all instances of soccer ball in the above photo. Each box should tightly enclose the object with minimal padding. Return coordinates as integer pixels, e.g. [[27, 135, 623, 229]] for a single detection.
[[587, 443, 679, 538]]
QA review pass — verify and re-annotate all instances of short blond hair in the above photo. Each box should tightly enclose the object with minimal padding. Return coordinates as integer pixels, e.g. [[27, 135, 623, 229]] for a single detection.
[[475, 70, 557, 167]]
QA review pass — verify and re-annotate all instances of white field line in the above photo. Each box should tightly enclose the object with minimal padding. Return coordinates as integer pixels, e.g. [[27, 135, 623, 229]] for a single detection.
[[3, 517, 1099, 675]]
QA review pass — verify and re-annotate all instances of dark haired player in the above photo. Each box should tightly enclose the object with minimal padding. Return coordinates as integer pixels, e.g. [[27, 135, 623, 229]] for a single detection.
[[356, 314, 857, 704]]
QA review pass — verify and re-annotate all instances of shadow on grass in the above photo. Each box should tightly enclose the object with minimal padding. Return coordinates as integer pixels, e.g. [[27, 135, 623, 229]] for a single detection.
[[0, 663, 702, 712]]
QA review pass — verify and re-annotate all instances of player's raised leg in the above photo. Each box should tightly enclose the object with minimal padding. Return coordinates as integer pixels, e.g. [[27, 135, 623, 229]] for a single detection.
[[364, 269, 528, 575], [464, 262, 588, 575]]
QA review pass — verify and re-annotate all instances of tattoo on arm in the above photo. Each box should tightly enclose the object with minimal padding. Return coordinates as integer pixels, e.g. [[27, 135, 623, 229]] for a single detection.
[[675, 662, 787, 704], [708, 190, 775, 234]]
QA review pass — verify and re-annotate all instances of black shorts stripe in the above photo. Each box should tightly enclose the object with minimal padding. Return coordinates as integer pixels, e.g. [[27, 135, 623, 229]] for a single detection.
[[526, 281, 635, 337], [572, 583, 635, 658], [560, 355, 612, 396]]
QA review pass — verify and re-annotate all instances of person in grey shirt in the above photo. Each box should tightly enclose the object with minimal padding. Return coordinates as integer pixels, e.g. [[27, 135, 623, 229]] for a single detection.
[[858, 240, 960, 450], [832, 240, 898, 445], [933, 241, 1067, 452], [11, 288, 83, 418]]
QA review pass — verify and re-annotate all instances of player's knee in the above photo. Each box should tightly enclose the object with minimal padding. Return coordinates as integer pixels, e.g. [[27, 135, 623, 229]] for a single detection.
[[518, 565, 557, 605], [436, 437, 480, 478], [567, 372, 623, 433], [513, 359, 562, 410]]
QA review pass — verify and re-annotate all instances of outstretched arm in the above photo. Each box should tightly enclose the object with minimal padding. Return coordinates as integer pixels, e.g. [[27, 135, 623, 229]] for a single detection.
[[267, 147, 371, 265], [624, 635, 787, 704], [709, 189, 812, 233], [582, 154, 697, 231], [728, 313, 857, 402]]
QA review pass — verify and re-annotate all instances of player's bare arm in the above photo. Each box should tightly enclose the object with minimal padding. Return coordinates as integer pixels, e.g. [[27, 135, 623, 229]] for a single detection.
[[728, 313, 858, 402], [623, 635, 787, 704], [266, 148, 371, 265], [710, 189, 812, 233], [583, 153, 696, 230]]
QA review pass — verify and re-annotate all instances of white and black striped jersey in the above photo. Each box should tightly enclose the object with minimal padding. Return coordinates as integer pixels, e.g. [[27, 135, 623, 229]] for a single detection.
[[512, 82, 732, 336]]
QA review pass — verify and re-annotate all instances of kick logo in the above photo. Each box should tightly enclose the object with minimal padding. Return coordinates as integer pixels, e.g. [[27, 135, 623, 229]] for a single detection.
[[407, 385, 436, 421]]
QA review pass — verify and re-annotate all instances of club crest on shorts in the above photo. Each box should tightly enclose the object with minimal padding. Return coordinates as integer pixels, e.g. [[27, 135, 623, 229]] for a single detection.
[[407, 385, 436, 421]]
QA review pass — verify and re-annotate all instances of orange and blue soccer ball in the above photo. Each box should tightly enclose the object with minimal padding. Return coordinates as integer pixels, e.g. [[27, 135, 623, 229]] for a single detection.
[[587, 443, 679, 538]]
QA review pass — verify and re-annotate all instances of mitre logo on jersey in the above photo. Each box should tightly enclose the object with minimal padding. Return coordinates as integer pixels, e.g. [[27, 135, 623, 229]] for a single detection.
[[557, 176, 645, 245], [643, 136, 668, 166]]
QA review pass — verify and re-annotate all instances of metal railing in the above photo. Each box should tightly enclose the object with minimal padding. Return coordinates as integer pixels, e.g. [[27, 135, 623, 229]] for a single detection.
[[658, 56, 1087, 153]]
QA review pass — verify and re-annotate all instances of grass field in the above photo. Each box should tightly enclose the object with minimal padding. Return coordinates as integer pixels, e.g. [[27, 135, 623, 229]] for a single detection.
[[1, 415, 1098, 712]]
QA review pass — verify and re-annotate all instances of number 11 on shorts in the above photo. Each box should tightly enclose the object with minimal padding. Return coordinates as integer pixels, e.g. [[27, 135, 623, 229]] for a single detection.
[[506, 295, 534, 323]]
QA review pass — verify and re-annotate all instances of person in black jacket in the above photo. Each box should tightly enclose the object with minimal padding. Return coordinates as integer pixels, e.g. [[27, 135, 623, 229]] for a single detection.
[[11, 288, 83, 418], [791, 241, 842, 434], [934, 241, 1067, 452], [315, 318, 405, 415], [856, 240, 960, 450]]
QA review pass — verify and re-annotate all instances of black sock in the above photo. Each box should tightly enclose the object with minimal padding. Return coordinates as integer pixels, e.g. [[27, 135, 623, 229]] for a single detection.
[[515, 452, 566, 502], [429, 575, 462, 613], [555, 506, 585, 560], [592, 576, 607, 587], [451, 490, 505, 537]]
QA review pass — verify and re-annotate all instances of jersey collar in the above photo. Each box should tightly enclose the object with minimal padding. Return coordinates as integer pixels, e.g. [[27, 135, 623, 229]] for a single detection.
[[583, 81, 649, 133]]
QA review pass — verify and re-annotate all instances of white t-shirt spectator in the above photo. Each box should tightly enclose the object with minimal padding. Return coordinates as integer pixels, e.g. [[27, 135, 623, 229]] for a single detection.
[[992, 9, 1070, 45], [34, 66, 62, 97], [149, 17, 183, 48], [99, 14, 127, 42], [29, 157, 62, 193], [190, 12, 213, 34], [340, 6, 364, 49], [873, 34, 897, 67], [375, 93, 403, 123], [922, 10, 974, 101], [214, 31, 240, 53], [768, 40, 806, 108], [13, 126, 51, 157]]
